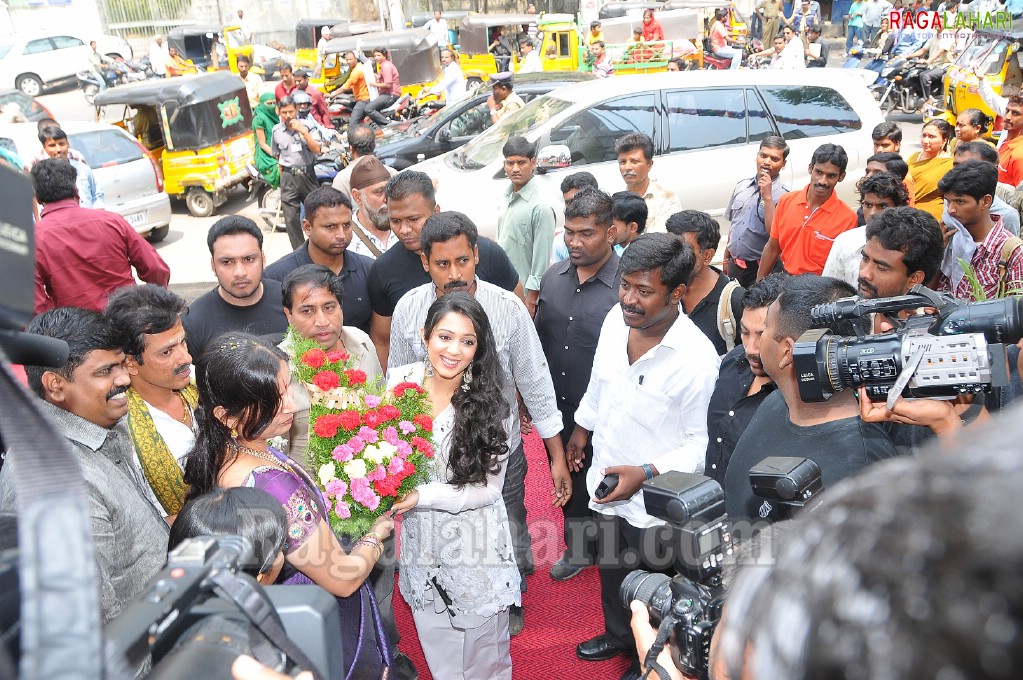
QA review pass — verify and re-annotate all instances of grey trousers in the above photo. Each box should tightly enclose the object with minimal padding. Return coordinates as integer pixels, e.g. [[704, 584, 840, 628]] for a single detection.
[[411, 583, 512, 680], [500, 442, 534, 576]]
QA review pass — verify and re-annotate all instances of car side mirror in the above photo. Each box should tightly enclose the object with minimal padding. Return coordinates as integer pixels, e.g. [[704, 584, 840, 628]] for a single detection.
[[537, 144, 571, 170], [438, 127, 452, 143]]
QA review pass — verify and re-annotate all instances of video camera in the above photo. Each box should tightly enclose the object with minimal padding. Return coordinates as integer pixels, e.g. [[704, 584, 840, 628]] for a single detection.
[[793, 285, 1023, 404]]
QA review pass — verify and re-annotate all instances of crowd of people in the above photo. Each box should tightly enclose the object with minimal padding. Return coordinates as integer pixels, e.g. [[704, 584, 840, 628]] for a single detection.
[[12, 41, 1023, 679]]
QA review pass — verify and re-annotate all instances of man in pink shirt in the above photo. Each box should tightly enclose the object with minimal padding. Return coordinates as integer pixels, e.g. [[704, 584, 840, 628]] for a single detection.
[[364, 47, 401, 127]]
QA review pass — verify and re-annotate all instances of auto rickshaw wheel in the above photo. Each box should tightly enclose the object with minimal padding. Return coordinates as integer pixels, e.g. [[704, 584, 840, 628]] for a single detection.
[[467, 77, 483, 87], [185, 188, 215, 218]]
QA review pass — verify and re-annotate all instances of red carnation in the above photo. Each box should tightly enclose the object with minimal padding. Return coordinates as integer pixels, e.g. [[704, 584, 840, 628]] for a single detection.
[[338, 410, 362, 431], [301, 348, 327, 369], [413, 414, 433, 432], [313, 414, 343, 438], [393, 381, 424, 397], [327, 350, 351, 364], [312, 370, 341, 391], [379, 404, 401, 421], [411, 436, 435, 458], [344, 369, 367, 386], [364, 410, 385, 429], [373, 476, 402, 498]]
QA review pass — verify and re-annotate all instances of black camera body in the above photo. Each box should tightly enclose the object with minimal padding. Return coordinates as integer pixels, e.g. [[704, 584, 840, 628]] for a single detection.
[[620, 471, 732, 677], [793, 287, 1022, 403]]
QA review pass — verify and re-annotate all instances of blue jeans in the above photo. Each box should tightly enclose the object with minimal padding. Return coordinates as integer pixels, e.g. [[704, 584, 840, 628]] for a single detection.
[[846, 25, 865, 52], [714, 46, 742, 70]]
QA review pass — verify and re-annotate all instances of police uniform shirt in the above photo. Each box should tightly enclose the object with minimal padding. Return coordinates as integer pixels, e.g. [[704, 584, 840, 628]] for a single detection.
[[271, 122, 317, 169]]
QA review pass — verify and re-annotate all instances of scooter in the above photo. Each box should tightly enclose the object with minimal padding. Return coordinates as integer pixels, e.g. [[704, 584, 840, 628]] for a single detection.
[[77, 70, 104, 105], [873, 57, 942, 115]]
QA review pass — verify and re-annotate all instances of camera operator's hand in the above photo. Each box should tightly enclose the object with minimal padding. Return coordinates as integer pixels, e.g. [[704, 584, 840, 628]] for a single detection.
[[594, 464, 650, 504], [232, 655, 313, 680], [629, 602, 691, 680], [857, 387, 963, 436]]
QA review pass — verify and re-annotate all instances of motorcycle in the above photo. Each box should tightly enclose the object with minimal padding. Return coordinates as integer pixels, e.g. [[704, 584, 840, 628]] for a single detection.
[[328, 91, 444, 131], [872, 57, 944, 116], [702, 36, 764, 70], [77, 70, 104, 105]]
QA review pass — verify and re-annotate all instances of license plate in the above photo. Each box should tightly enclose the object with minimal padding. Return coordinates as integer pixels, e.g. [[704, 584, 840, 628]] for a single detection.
[[126, 211, 147, 226]]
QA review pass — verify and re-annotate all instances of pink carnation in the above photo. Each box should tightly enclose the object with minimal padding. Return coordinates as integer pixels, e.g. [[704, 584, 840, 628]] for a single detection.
[[360, 492, 381, 511], [398, 420, 416, 435], [387, 457, 406, 475], [325, 479, 348, 498], [334, 502, 351, 519], [349, 477, 370, 493], [348, 437, 366, 454], [395, 440, 413, 458], [383, 426, 399, 445], [358, 426, 379, 443], [364, 394, 382, 408], [331, 444, 354, 462], [367, 465, 387, 482]]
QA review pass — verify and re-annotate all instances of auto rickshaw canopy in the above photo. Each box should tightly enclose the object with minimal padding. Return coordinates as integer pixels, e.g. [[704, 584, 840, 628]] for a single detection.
[[323, 28, 442, 86], [296, 18, 349, 50], [598, 1, 665, 19], [458, 13, 539, 55], [94, 72, 252, 152]]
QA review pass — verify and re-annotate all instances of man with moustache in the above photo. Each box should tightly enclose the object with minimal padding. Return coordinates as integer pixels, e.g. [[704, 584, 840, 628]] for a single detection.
[[704, 274, 785, 488], [535, 188, 621, 582], [758, 144, 858, 279], [349, 157, 399, 259], [331, 124, 398, 213], [265, 187, 374, 334], [388, 211, 573, 636], [367, 171, 520, 368], [614, 133, 681, 234], [569, 233, 719, 680], [105, 285, 195, 519], [183, 217, 289, 359], [0, 307, 170, 623]]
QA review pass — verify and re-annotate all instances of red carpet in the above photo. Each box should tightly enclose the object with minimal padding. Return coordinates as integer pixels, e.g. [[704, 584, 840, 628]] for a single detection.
[[392, 431, 632, 679]]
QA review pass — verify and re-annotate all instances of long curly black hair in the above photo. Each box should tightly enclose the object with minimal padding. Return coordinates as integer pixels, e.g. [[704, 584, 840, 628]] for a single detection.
[[423, 292, 509, 488], [183, 333, 289, 502]]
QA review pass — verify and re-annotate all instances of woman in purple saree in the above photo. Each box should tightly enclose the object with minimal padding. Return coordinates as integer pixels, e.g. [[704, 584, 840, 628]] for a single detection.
[[183, 333, 394, 679]]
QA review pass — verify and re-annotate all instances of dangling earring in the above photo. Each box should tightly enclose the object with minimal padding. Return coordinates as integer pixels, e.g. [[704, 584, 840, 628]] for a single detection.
[[462, 363, 473, 392], [230, 427, 238, 440], [425, 362, 434, 378]]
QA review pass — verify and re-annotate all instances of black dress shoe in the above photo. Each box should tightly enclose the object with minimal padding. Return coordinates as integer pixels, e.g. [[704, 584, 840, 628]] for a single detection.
[[576, 634, 628, 661], [619, 664, 642, 680]]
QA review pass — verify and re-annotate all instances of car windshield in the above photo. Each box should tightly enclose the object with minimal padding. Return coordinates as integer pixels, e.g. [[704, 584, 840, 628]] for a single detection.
[[68, 129, 143, 169], [0, 45, 11, 59], [450, 94, 573, 170], [955, 34, 1009, 76]]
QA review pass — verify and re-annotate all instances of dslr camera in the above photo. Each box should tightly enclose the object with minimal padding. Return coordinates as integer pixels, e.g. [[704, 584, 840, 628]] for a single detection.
[[793, 285, 1023, 403], [619, 472, 732, 677]]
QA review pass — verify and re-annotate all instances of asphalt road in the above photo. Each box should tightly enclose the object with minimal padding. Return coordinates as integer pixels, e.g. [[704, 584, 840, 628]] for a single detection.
[[36, 63, 925, 292]]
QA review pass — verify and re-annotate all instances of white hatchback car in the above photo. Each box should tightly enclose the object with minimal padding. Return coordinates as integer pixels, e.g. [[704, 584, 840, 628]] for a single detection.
[[0, 122, 172, 241], [414, 70, 885, 240], [0, 33, 94, 96]]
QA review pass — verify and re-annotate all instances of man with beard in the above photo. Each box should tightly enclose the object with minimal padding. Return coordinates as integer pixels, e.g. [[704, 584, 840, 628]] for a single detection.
[[331, 125, 398, 222], [105, 285, 194, 519], [758, 144, 858, 278], [847, 207, 941, 301], [349, 156, 399, 259], [388, 211, 572, 637], [998, 95, 1023, 186], [0, 307, 169, 623], [535, 188, 620, 582], [569, 234, 719, 680], [724, 275, 899, 523], [265, 187, 374, 333], [704, 274, 785, 488], [183, 217, 289, 359]]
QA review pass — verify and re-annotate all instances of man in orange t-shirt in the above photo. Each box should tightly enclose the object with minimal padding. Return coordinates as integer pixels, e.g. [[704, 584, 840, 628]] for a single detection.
[[998, 95, 1023, 187], [329, 51, 371, 125], [757, 143, 858, 278]]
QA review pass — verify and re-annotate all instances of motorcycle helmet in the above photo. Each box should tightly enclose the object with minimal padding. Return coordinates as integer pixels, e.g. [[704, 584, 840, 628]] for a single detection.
[[292, 90, 313, 115]]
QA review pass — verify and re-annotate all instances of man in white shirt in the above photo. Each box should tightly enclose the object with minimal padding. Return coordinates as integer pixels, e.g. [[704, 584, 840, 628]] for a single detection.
[[428, 49, 467, 104], [518, 36, 544, 74], [570, 233, 719, 676], [149, 34, 168, 78], [424, 10, 449, 48], [774, 24, 807, 69]]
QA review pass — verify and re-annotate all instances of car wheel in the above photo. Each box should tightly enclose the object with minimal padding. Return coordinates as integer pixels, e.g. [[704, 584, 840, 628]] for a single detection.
[[16, 74, 43, 97], [147, 224, 170, 242], [185, 187, 215, 217]]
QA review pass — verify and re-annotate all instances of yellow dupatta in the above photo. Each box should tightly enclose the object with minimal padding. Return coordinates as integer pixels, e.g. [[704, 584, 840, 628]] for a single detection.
[[126, 385, 196, 515]]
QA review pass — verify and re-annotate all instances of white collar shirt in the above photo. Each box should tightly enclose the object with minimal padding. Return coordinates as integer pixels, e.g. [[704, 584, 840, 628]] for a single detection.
[[575, 304, 720, 528]]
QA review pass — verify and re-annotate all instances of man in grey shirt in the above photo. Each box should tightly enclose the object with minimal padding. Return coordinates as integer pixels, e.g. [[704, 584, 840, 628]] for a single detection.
[[0, 307, 169, 623], [272, 94, 322, 249], [388, 211, 572, 636]]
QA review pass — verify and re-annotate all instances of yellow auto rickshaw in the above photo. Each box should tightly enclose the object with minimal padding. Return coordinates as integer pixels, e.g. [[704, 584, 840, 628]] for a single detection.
[[320, 28, 442, 99], [457, 13, 536, 80], [167, 24, 253, 73], [941, 29, 1022, 140], [296, 18, 348, 69], [94, 72, 255, 217]]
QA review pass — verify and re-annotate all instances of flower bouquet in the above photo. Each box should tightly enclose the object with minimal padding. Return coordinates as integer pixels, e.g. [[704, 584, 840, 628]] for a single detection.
[[289, 329, 435, 539]]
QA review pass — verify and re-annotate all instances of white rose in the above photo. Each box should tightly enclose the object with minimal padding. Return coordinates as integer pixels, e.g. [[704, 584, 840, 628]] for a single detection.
[[345, 459, 368, 479], [317, 463, 336, 486]]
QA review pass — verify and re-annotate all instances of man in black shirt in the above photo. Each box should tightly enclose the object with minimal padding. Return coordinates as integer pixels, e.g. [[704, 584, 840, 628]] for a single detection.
[[367, 171, 522, 367], [724, 275, 899, 522], [666, 210, 744, 355], [264, 187, 374, 334], [183, 217, 289, 359], [704, 273, 785, 488], [535, 188, 620, 582]]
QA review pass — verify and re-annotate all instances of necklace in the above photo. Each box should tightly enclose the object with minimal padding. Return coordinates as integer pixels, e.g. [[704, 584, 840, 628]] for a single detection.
[[177, 391, 192, 427], [230, 441, 292, 473]]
